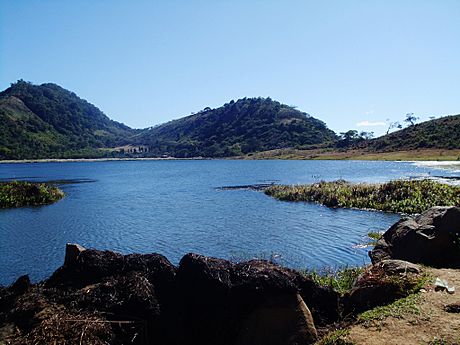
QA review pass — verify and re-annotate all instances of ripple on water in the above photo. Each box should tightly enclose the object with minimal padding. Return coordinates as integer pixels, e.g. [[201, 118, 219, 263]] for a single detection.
[[0, 160, 409, 284]]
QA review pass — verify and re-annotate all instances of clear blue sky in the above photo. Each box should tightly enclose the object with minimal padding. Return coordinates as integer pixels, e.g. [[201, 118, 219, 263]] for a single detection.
[[1, 0, 459, 136]]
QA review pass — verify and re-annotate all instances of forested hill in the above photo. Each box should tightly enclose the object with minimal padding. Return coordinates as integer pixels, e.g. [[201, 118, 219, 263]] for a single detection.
[[2, 80, 458, 160], [0, 81, 134, 159], [133, 97, 337, 157], [363, 115, 460, 152]]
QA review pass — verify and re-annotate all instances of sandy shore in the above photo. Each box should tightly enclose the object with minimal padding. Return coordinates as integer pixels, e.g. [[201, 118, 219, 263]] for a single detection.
[[412, 160, 460, 170]]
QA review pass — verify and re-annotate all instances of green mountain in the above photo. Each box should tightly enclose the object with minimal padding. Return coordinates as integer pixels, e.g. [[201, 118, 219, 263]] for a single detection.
[[364, 115, 460, 152], [2, 80, 457, 160], [0, 81, 134, 159], [133, 97, 337, 157]]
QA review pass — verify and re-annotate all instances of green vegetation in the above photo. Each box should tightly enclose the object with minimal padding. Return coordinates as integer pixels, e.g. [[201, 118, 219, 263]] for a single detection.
[[0, 181, 64, 208], [1, 80, 459, 160], [0, 80, 135, 160], [358, 293, 421, 323], [366, 231, 383, 246], [302, 266, 364, 295], [135, 97, 337, 157], [367, 232, 382, 241], [363, 115, 460, 152], [265, 179, 460, 214], [357, 272, 431, 325]]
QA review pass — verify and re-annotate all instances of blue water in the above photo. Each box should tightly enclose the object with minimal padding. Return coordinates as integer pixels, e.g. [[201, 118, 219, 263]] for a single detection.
[[0, 160, 456, 285]]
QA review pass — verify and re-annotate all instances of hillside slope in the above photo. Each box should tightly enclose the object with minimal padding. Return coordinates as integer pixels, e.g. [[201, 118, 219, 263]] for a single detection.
[[364, 115, 460, 152], [0, 81, 134, 159], [134, 97, 337, 157]]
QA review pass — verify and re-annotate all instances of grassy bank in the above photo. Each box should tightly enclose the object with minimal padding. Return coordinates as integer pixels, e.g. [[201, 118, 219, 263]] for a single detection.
[[0, 181, 64, 208], [265, 179, 460, 214]]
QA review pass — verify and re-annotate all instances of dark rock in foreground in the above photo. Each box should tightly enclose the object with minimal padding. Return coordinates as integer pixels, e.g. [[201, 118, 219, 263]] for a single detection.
[[0, 238, 428, 344], [1, 246, 328, 345], [370, 206, 460, 268]]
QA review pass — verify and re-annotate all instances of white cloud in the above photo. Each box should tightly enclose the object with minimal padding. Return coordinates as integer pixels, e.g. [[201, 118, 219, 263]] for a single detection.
[[356, 120, 386, 127], [365, 110, 375, 115]]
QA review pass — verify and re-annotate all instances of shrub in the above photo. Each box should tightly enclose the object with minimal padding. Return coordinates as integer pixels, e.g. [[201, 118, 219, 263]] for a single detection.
[[0, 181, 64, 208]]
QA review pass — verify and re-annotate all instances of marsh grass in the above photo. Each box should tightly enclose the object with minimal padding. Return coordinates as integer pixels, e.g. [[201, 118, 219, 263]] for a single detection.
[[301, 266, 364, 296], [265, 179, 460, 214], [367, 232, 382, 241], [0, 181, 64, 208]]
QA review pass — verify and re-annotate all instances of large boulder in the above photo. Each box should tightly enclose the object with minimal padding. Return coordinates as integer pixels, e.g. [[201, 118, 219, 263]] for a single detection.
[[173, 253, 318, 345], [47, 247, 176, 294], [369, 206, 460, 268], [235, 293, 317, 345], [298, 278, 341, 326], [73, 272, 159, 318], [47, 249, 125, 288]]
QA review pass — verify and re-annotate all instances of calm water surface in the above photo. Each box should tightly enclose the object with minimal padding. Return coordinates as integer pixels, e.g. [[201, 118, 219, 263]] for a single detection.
[[0, 160, 456, 285]]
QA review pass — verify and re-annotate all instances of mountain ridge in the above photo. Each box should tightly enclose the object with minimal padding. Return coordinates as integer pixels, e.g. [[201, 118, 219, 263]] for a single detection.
[[0, 80, 459, 160], [0, 80, 135, 159], [133, 97, 337, 157]]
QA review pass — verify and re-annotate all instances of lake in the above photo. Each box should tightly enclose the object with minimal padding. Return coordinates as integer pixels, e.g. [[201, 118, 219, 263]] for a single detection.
[[0, 160, 457, 285]]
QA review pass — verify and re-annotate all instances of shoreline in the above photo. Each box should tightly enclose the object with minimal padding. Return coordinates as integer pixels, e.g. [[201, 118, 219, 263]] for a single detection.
[[2, 157, 460, 165], [0, 157, 209, 164], [1, 149, 460, 164]]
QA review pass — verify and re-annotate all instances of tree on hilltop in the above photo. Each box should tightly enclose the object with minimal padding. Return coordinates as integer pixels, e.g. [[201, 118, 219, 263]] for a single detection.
[[405, 113, 419, 126]]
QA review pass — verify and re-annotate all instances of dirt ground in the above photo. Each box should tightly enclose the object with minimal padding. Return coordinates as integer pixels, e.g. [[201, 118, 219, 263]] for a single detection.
[[345, 268, 460, 345]]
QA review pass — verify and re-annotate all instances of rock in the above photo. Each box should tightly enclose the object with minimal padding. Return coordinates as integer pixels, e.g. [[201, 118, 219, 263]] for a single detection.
[[343, 259, 422, 314], [173, 253, 236, 345], [176, 253, 234, 303], [48, 248, 176, 293], [124, 253, 176, 302], [0, 275, 31, 322], [379, 259, 421, 275], [298, 278, 341, 326], [8, 291, 48, 331], [369, 206, 460, 268], [64, 243, 86, 266], [5, 248, 327, 345], [174, 254, 318, 345], [47, 249, 125, 288], [74, 271, 159, 318], [235, 293, 317, 345], [445, 302, 460, 313], [10, 275, 31, 295]]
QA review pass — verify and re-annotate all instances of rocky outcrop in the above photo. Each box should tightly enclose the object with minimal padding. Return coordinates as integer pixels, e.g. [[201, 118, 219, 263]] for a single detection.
[[369, 206, 460, 268], [1, 246, 328, 345], [0, 238, 431, 344], [343, 259, 422, 314], [173, 253, 318, 345]]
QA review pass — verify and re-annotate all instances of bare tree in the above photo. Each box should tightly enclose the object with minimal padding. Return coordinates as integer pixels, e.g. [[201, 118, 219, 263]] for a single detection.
[[405, 113, 419, 126], [386, 121, 402, 135]]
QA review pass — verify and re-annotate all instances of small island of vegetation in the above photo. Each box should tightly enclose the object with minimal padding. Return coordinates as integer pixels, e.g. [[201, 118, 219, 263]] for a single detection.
[[0, 180, 64, 208], [265, 179, 460, 214]]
